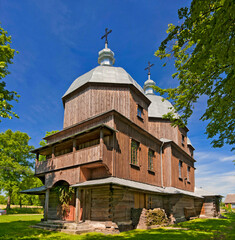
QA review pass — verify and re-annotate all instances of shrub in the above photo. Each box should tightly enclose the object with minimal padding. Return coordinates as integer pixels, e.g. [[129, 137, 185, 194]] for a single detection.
[[5, 207, 43, 214], [146, 208, 169, 226]]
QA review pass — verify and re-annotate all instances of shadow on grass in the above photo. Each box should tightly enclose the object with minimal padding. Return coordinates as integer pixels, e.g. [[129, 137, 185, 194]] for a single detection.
[[0, 219, 55, 240], [81, 228, 212, 240]]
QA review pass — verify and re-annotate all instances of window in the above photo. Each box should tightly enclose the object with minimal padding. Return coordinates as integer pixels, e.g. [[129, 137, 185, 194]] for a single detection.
[[137, 105, 143, 119], [187, 166, 190, 182], [148, 149, 154, 171], [131, 140, 139, 165], [181, 135, 185, 146], [179, 160, 183, 179], [190, 148, 194, 157]]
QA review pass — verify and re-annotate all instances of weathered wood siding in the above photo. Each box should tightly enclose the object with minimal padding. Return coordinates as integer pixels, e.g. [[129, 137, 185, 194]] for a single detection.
[[47, 114, 114, 144], [48, 190, 60, 220], [90, 185, 110, 221], [149, 119, 192, 156], [169, 195, 196, 219], [171, 147, 194, 192], [114, 118, 162, 187], [63, 86, 131, 128]]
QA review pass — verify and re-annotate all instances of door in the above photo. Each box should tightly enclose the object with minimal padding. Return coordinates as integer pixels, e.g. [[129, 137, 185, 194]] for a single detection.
[[134, 193, 146, 208]]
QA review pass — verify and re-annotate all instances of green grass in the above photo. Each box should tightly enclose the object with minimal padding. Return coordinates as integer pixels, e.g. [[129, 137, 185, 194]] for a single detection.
[[0, 213, 234, 240]]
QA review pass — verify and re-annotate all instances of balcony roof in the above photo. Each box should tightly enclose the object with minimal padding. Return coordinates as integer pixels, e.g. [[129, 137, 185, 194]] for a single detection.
[[32, 124, 117, 153]]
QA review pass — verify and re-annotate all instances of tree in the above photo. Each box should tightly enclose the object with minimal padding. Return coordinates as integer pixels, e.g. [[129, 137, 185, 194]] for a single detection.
[[0, 130, 34, 209], [154, 0, 235, 151], [12, 172, 43, 207], [0, 24, 19, 121], [39, 130, 59, 161]]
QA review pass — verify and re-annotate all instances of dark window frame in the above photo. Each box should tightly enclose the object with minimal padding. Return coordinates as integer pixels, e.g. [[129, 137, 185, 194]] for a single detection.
[[131, 139, 139, 166], [137, 105, 143, 119], [148, 149, 154, 171], [179, 160, 183, 179]]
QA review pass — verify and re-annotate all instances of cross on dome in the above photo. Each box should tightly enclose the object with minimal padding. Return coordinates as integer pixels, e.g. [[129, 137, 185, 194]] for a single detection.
[[101, 28, 112, 49], [145, 61, 154, 77]]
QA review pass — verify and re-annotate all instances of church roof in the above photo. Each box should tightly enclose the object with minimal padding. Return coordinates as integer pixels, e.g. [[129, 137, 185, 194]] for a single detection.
[[62, 65, 144, 99], [147, 94, 179, 119]]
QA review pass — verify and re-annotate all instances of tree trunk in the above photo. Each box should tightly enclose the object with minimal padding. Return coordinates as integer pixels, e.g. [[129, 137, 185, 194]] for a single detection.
[[7, 191, 12, 210], [20, 196, 22, 208]]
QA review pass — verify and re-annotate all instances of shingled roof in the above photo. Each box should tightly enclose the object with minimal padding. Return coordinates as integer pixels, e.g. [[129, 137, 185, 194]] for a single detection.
[[224, 194, 235, 204]]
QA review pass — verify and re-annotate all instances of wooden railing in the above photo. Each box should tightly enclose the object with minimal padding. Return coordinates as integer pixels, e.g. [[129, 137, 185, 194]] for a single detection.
[[35, 145, 102, 175]]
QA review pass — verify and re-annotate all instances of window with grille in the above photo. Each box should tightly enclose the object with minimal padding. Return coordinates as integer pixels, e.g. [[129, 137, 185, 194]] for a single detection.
[[137, 105, 143, 119], [187, 166, 190, 182], [181, 135, 185, 146], [148, 149, 154, 171], [131, 140, 139, 165], [179, 160, 183, 178]]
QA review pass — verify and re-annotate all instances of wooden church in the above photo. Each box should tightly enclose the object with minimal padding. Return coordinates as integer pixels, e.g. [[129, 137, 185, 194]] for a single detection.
[[23, 30, 221, 231]]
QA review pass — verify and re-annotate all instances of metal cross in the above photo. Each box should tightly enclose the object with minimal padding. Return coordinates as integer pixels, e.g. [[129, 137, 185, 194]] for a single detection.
[[145, 61, 154, 75], [101, 28, 112, 46]]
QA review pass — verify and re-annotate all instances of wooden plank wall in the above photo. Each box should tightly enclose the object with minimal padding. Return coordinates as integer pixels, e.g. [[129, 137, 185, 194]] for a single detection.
[[90, 185, 110, 221], [148, 119, 179, 144], [113, 118, 162, 187], [48, 190, 60, 220], [148, 119, 192, 156], [169, 195, 196, 219], [171, 147, 195, 192], [63, 86, 131, 128], [47, 115, 114, 144], [112, 187, 134, 222]]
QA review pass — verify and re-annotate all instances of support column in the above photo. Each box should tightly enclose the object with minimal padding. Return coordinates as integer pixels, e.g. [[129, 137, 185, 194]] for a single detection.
[[75, 188, 81, 224], [52, 146, 55, 159], [100, 128, 104, 159], [44, 188, 50, 221]]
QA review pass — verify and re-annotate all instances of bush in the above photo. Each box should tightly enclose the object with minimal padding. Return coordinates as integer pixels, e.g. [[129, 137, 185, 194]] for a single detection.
[[146, 208, 169, 226], [5, 207, 43, 214]]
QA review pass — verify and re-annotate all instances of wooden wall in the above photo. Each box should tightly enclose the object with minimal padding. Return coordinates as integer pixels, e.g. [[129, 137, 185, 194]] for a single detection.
[[46, 114, 114, 144], [63, 86, 131, 128], [48, 190, 60, 220], [148, 119, 192, 156], [171, 147, 195, 192], [169, 195, 196, 219], [113, 118, 162, 187]]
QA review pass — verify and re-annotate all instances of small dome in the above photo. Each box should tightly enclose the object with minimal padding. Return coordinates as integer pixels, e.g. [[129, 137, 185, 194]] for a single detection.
[[147, 94, 179, 119], [63, 65, 144, 99]]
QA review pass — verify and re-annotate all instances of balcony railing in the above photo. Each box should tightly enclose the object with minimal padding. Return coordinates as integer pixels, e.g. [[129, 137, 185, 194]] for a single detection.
[[35, 144, 101, 175]]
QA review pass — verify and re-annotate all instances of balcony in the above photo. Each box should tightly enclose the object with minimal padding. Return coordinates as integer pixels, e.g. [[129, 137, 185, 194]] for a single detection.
[[35, 144, 103, 175], [34, 124, 116, 176]]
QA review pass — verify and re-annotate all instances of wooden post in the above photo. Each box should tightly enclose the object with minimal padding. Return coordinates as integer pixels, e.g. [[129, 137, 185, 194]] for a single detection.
[[100, 128, 104, 159], [82, 189, 86, 222], [44, 188, 50, 221], [73, 139, 76, 164], [75, 188, 81, 224], [73, 139, 76, 152], [52, 146, 55, 159]]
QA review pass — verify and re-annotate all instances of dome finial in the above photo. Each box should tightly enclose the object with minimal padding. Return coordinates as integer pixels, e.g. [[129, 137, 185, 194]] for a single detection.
[[98, 28, 115, 66], [144, 61, 155, 95], [101, 28, 112, 49]]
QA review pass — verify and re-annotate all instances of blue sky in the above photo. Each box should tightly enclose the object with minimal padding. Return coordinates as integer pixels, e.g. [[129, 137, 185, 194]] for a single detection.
[[1, 0, 234, 198]]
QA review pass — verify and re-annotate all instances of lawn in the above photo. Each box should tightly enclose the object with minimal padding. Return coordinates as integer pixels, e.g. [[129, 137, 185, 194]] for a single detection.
[[0, 213, 234, 240]]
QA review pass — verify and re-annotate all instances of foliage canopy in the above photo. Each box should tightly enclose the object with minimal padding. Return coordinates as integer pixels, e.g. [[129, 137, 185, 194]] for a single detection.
[[0, 24, 19, 121], [0, 129, 34, 208], [154, 0, 235, 150]]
